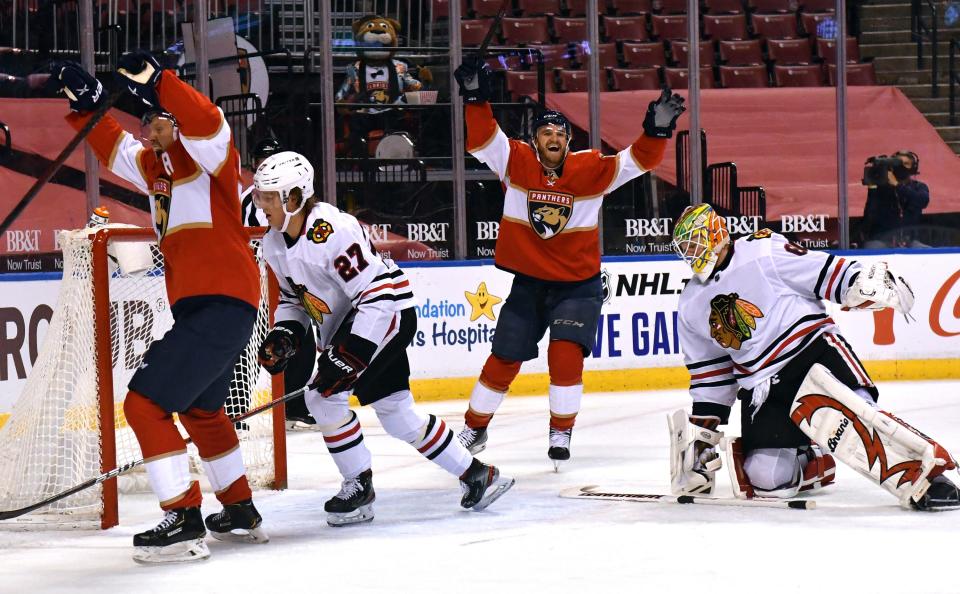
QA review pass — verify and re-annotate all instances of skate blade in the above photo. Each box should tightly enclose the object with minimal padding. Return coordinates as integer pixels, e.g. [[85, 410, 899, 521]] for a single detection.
[[552, 459, 563, 473], [471, 475, 516, 512], [466, 442, 487, 455], [286, 420, 321, 432], [133, 538, 210, 564], [327, 504, 374, 527], [209, 525, 270, 544]]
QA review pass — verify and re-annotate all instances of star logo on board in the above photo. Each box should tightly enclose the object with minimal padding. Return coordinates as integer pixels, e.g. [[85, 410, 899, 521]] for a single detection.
[[464, 282, 503, 322]]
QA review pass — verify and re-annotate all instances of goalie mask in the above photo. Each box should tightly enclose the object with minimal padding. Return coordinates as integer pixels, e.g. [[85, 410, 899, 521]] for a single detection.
[[672, 203, 730, 282], [253, 151, 315, 233]]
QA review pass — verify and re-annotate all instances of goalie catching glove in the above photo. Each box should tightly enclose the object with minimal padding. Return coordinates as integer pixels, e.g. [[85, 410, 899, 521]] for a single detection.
[[842, 261, 915, 316], [257, 323, 303, 375], [668, 410, 724, 495]]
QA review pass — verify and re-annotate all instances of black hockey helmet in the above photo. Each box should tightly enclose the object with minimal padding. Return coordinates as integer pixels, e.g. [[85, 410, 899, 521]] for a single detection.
[[140, 108, 178, 128], [531, 110, 572, 140], [253, 137, 284, 162]]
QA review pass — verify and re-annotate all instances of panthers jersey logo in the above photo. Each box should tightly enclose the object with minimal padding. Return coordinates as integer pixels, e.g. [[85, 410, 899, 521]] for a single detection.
[[151, 175, 172, 241], [307, 219, 334, 244], [708, 293, 764, 350], [527, 190, 573, 239]]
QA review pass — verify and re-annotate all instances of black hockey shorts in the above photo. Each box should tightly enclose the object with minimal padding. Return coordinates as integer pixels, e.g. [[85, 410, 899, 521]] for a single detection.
[[491, 274, 603, 362], [739, 332, 878, 451], [331, 307, 416, 406], [128, 296, 257, 414]]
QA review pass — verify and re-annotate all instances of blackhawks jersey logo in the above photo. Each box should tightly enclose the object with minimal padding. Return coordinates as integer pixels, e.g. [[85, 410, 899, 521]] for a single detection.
[[708, 293, 764, 350], [527, 190, 573, 239], [286, 278, 333, 325], [307, 219, 334, 244]]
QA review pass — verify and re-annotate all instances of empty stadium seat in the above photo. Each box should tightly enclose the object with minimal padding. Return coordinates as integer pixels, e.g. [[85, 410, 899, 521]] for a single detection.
[[603, 15, 650, 41], [705, 0, 745, 13], [651, 14, 688, 39], [431, 0, 468, 19], [506, 70, 553, 98], [623, 41, 668, 67], [656, 0, 689, 14], [817, 36, 860, 63], [719, 39, 763, 65], [525, 43, 575, 69], [486, 53, 524, 70], [751, 13, 800, 39], [671, 40, 716, 67], [611, 0, 654, 14], [462, 19, 492, 46], [827, 62, 877, 85], [570, 42, 620, 68], [748, 0, 794, 12], [611, 67, 662, 90], [799, 11, 833, 35], [774, 63, 824, 86], [719, 64, 769, 87], [473, 0, 510, 17], [665, 66, 716, 88], [518, 0, 562, 14], [766, 38, 813, 63], [703, 13, 749, 40], [502, 17, 552, 43], [799, 0, 836, 13], [566, 0, 588, 16], [554, 16, 588, 42], [558, 68, 609, 91]]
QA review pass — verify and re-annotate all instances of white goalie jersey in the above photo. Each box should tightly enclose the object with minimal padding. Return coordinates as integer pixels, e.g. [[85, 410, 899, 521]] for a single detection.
[[677, 230, 864, 411], [261, 202, 415, 348]]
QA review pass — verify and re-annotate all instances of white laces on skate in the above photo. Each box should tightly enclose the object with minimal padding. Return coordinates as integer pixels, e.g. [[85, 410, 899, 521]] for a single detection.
[[335, 477, 362, 500], [458, 427, 478, 448], [151, 510, 179, 533], [549, 429, 571, 449]]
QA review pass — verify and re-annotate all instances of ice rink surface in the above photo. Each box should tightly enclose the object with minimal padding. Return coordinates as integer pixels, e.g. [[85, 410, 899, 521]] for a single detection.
[[2, 381, 959, 594]]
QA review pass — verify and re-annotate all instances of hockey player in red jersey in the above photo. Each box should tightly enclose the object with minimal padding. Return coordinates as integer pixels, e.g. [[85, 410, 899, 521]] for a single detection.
[[452, 57, 685, 469], [55, 53, 267, 562], [670, 203, 959, 510], [252, 151, 513, 526]]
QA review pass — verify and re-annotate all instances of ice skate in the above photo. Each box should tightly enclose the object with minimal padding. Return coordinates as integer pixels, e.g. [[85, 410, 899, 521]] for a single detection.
[[132, 507, 210, 564], [459, 459, 515, 511], [204, 498, 269, 543], [325, 469, 376, 526], [912, 475, 960, 511], [548, 427, 572, 472], [457, 425, 488, 455]]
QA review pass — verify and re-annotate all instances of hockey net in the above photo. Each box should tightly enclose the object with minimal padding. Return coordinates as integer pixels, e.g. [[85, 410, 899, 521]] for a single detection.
[[0, 225, 286, 529]]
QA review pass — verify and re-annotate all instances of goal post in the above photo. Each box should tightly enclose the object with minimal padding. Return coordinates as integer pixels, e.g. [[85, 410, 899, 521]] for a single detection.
[[0, 225, 287, 529]]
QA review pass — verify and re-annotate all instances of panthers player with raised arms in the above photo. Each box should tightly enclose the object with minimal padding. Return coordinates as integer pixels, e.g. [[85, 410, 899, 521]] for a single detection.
[[55, 52, 268, 563], [452, 57, 685, 468], [669, 203, 959, 510], [252, 151, 514, 525]]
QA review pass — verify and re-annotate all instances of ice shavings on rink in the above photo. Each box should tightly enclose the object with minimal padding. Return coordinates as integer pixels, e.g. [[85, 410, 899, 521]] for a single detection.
[[1, 381, 959, 594]]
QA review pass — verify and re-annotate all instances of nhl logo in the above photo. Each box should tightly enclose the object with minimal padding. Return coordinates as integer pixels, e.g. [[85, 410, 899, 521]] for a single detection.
[[527, 190, 573, 239]]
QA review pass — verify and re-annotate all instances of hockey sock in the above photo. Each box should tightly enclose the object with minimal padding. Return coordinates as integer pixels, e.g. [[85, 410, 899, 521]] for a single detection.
[[465, 355, 520, 428], [548, 340, 583, 431], [123, 391, 201, 509], [416, 414, 473, 476], [180, 406, 251, 505], [322, 410, 373, 479]]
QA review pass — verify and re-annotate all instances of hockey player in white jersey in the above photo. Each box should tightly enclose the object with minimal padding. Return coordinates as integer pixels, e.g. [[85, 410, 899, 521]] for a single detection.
[[669, 203, 959, 510], [251, 151, 514, 525]]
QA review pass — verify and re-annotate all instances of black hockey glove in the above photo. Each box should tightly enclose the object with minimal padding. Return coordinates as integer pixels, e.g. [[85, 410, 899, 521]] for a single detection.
[[642, 87, 686, 139], [310, 343, 371, 398], [52, 61, 105, 113], [257, 324, 303, 375], [454, 56, 491, 104], [116, 50, 163, 107]]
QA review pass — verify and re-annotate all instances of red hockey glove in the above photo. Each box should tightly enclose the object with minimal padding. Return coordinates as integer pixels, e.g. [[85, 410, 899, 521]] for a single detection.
[[310, 344, 369, 397]]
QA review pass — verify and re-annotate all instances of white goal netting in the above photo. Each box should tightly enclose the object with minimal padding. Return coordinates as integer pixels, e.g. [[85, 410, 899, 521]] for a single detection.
[[0, 226, 280, 529]]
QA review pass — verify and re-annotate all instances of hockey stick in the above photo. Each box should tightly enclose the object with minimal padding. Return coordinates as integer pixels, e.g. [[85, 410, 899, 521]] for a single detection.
[[0, 89, 123, 237], [476, 0, 512, 59], [560, 485, 816, 510], [0, 386, 307, 521]]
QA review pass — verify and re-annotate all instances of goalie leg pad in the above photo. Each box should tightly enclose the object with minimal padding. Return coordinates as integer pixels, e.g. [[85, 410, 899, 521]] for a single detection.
[[791, 363, 956, 508], [668, 410, 724, 495]]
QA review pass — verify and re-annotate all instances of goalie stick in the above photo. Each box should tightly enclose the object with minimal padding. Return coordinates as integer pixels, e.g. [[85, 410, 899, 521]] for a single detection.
[[0, 386, 307, 522], [560, 485, 816, 510], [0, 89, 122, 236]]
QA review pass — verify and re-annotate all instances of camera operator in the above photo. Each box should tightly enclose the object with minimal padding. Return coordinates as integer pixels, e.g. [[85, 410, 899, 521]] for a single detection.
[[861, 150, 929, 248]]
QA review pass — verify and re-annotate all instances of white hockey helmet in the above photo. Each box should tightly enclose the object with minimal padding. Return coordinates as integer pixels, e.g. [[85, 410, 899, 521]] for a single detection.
[[253, 151, 315, 232]]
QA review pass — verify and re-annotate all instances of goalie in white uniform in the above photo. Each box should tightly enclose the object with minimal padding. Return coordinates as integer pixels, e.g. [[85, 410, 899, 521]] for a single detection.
[[251, 151, 514, 525], [668, 203, 959, 510]]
